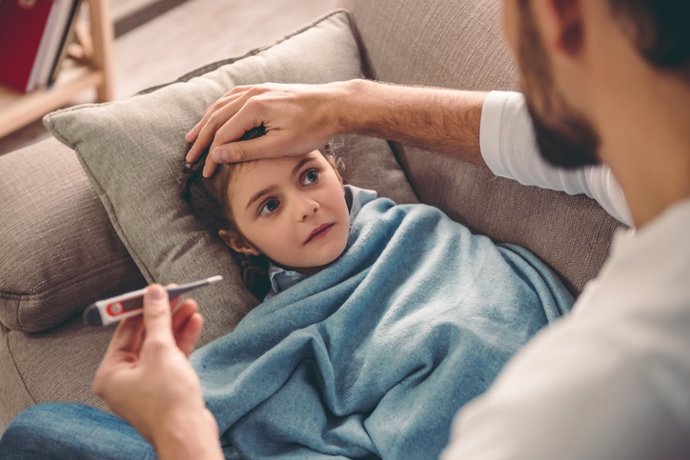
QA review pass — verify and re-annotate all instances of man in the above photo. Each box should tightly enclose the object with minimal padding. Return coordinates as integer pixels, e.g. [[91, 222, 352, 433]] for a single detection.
[[2, 0, 687, 458]]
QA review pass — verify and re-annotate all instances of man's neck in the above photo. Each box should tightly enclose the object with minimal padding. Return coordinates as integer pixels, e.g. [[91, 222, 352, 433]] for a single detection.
[[597, 72, 690, 228]]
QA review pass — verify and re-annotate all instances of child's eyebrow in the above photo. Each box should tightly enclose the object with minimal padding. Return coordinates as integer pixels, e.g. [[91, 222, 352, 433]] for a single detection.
[[291, 156, 315, 176], [245, 156, 317, 210], [246, 185, 278, 211]]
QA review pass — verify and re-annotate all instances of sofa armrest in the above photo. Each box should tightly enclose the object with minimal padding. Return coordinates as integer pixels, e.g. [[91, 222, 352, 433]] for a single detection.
[[0, 137, 145, 332]]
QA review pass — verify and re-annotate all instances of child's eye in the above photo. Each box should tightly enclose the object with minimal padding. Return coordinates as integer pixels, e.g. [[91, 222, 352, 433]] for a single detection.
[[259, 199, 280, 217], [301, 168, 320, 185]]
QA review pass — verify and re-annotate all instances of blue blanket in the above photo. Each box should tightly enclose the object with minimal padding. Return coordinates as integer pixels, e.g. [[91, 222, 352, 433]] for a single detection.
[[191, 197, 574, 459]]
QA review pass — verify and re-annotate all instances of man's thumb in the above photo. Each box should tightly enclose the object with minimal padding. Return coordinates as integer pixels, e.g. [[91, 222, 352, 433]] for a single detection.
[[143, 285, 173, 343]]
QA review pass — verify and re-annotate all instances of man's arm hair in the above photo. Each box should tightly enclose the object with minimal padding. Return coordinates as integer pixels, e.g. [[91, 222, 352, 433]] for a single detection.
[[335, 79, 487, 167]]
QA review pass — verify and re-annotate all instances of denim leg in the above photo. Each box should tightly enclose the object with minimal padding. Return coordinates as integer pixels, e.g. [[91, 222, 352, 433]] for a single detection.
[[0, 403, 155, 459]]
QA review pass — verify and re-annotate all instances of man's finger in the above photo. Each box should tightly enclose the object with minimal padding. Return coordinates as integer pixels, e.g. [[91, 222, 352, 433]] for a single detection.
[[217, 133, 293, 164], [185, 122, 200, 142], [142, 284, 174, 345], [186, 127, 215, 164], [186, 93, 246, 164], [106, 307, 144, 355], [206, 99, 258, 153], [171, 299, 196, 332], [176, 312, 204, 357], [203, 137, 268, 177]]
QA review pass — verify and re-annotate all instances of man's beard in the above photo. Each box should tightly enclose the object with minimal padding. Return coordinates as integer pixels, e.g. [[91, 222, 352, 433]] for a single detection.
[[517, 2, 601, 169]]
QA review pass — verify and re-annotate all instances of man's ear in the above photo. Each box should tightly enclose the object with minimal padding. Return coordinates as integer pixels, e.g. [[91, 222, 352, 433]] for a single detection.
[[542, 0, 585, 56], [218, 229, 260, 256]]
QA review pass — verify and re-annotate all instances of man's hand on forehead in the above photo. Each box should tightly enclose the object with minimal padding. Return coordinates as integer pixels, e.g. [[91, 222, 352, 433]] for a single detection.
[[184, 83, 341, 178]]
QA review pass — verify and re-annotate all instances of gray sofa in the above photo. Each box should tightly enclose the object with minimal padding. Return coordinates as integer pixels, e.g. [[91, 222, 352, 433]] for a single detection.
[[0, 0, 620, 435]]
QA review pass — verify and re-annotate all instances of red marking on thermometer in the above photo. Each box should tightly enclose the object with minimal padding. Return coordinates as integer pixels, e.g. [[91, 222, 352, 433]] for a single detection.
[[83, 275, 223, 327]]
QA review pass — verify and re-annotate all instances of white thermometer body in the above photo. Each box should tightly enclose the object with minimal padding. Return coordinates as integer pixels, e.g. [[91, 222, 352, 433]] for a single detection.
[[83, 275, 223, 326]]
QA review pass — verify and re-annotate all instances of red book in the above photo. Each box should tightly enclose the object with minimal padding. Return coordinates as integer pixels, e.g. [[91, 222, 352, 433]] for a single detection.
[[0, 0, 55, 92]]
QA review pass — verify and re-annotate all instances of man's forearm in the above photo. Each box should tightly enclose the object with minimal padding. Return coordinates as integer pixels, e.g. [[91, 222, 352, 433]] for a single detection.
[[332, 79, 488, 167]]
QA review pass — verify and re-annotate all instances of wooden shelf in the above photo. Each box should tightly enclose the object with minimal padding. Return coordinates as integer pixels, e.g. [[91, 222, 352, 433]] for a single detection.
[[0, 0, 113, 139]]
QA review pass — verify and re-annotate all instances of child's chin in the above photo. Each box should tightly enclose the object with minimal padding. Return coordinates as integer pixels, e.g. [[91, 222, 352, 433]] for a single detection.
[[298, 243, 348, 272], [326, 238, 349, 263], [310, 252, 346, 270]]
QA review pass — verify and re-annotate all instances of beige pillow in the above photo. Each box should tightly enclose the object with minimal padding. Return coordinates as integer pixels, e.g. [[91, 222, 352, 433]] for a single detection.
[[42, 10, 416, 342]]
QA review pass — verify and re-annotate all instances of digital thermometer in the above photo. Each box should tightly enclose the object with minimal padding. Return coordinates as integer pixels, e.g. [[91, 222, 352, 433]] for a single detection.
[[83, 275, 223, 327]]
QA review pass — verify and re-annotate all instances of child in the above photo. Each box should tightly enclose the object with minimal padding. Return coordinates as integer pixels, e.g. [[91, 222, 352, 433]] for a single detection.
[[181, 139, 354, 301], [178, 141, 575, 459]]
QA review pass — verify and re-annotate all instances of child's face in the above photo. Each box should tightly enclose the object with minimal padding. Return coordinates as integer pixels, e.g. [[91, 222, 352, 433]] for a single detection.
[[223, 151, 350, 272]]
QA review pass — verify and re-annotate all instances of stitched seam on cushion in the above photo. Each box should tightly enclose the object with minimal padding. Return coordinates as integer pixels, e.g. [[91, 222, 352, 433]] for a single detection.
[[0, 258, 132, 298], [0, 258, 141, 331], [1, 323, 36, 405]]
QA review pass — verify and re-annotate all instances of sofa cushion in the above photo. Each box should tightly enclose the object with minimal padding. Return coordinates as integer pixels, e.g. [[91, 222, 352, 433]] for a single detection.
[[0, 139, 145, 332], [42, 10, 416, 342]]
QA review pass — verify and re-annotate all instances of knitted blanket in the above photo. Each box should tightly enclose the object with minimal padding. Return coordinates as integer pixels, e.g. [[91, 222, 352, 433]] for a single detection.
[[191, 196, 574, 459]]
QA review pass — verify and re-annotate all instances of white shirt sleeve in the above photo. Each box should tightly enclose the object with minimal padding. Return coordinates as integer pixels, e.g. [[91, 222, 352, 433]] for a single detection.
[[480, 91, 632, 227]]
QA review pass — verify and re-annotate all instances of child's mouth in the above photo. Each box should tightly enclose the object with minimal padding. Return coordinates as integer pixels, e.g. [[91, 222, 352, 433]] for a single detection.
[[304, 223, 335, 244]]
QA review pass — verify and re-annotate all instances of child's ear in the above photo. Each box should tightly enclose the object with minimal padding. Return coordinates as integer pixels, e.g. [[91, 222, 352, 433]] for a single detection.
[[218, 229, 260, 256]]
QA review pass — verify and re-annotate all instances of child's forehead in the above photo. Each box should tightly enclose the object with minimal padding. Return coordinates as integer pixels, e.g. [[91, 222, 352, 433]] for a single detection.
[[231, 152, 323, 180]]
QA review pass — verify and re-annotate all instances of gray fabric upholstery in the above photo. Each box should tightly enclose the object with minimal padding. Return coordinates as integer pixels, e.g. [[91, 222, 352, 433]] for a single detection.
[[0, 139, 145, 332], [339, 0, 517, 89], [337, 0, 621, 292], [0, 323, 36, 430], [1, 317, 110, 415]]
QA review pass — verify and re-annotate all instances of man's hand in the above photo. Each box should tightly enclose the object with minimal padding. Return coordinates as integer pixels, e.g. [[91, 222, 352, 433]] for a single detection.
[[92, 285, 223, 460], [185, 79, 487, 178], [185, 82, 347, 178]]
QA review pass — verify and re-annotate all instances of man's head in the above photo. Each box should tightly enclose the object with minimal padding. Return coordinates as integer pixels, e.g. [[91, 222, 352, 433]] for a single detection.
[[502, 0, 690, 169]]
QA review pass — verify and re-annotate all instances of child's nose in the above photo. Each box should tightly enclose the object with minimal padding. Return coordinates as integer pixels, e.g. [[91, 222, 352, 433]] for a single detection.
[[297, 198, 320, 221]]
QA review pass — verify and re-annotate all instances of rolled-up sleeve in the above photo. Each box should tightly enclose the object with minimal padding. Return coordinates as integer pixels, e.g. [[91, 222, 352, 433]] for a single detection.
[[480, 91, 632, 226]]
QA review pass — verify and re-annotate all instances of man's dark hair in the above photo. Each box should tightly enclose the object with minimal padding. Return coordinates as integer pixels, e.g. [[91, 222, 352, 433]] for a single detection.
[[608, 1, 690, 79]]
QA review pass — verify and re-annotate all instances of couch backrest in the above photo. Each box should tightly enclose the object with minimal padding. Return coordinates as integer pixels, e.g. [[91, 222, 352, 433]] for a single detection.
[[336, 0, 621, 293]]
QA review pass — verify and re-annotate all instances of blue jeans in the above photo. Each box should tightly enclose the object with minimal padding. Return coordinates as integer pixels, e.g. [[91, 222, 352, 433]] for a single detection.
[[0, 403, 155, 459]]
